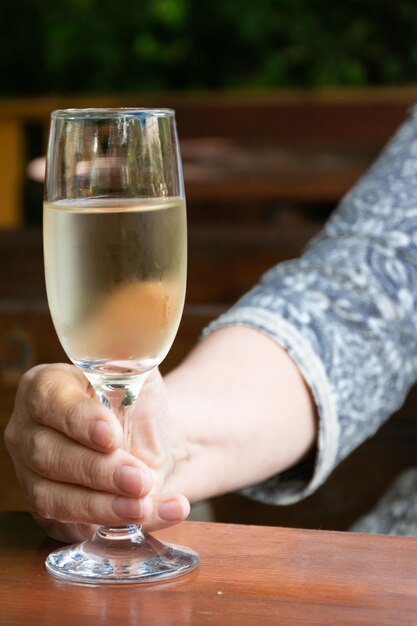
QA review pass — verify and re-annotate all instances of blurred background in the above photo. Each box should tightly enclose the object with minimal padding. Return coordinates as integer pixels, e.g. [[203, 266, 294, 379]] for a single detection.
[[2, 0, 417, 530], [5, 0, 417, 94]]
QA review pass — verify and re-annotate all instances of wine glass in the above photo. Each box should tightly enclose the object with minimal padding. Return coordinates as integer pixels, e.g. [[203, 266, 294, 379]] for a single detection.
[[43, 108, 199, 584]]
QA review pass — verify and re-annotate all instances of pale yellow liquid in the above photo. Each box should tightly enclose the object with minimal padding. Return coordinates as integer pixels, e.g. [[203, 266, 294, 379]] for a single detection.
[[44, 197, 187, 378]]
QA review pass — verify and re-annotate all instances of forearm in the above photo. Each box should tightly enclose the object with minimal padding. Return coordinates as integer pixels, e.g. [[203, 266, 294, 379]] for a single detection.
[[164, 325, 317, 503]]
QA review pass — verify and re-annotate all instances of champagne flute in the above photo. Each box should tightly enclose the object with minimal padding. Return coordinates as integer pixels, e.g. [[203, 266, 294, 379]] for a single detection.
[[43, 108, 199, 584]]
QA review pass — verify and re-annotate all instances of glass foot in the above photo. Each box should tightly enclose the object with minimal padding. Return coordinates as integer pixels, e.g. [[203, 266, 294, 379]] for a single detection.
[[45, 525, 200, 585]]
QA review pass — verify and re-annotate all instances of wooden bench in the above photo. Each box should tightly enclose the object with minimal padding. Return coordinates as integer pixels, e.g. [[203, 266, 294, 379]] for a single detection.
[[3, 88, 417, 227]]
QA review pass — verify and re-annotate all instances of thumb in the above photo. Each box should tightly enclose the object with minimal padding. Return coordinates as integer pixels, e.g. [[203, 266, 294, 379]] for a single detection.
[[143, 493, 191, 532]]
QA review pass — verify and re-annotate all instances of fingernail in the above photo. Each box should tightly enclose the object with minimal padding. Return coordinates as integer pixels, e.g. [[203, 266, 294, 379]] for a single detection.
[[113, 496, 152, 520], [91, 420, 114, 449], [114, 465, 147, 496], [158, 498, 187, 522]]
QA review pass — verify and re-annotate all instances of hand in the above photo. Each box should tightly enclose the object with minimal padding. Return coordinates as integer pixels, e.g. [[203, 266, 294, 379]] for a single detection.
[[4, 363, 191, 543], [5, 326, 317, 544]]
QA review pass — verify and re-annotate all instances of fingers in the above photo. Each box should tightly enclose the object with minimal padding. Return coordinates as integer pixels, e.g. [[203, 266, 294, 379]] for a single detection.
[[23, 468, 154, 526], [18, 363, 123, 452], [25, 464, 189, 530], [21, 426, 190, 529], [23, 426, 153, 497]]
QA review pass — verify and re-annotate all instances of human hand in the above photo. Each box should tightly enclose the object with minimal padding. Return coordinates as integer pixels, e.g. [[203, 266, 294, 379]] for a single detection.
[[4, 363, 191, 543]]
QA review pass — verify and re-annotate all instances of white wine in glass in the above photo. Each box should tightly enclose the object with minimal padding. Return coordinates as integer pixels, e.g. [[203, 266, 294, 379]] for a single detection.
[[43, 108, 199, 584]]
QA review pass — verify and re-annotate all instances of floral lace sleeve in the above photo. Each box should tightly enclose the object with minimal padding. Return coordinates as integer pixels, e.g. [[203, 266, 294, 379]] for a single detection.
[[205, 107, 417, 505]]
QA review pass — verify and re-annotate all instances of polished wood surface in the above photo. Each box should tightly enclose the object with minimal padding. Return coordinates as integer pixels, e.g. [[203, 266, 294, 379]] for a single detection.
[[0, 513, 416, 626]]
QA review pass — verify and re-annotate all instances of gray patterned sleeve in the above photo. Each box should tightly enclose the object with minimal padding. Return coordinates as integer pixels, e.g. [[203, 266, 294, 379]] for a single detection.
[[205, 107, 417, 505]]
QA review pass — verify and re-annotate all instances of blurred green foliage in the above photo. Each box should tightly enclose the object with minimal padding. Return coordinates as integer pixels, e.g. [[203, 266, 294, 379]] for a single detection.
[[2, 0, 417, 94]]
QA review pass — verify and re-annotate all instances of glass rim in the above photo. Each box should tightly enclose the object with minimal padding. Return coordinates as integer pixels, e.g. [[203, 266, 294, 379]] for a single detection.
[[51, 107, 175, 119]]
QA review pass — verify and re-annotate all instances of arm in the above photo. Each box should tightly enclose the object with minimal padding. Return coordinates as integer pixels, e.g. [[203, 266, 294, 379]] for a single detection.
[[197, 107, 417, 505]]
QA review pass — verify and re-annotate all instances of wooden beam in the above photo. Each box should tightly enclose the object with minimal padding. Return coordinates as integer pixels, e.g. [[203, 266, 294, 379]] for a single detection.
[[0, 120, 24, 228]]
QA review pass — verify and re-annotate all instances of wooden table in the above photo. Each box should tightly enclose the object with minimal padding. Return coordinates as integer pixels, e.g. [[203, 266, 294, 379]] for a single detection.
[[1, 513, 417, 625]]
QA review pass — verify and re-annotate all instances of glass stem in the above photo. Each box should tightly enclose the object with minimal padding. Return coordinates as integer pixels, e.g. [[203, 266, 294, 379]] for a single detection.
[[89, 372, 151, 536]]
